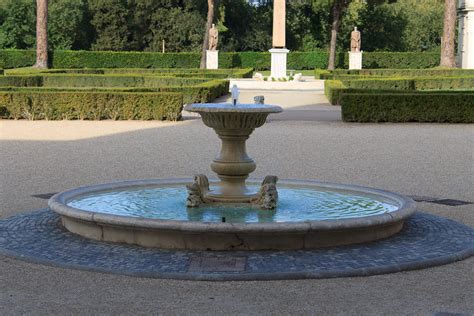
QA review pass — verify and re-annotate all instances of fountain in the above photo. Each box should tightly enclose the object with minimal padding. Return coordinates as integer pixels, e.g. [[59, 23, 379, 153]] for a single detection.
[[49, 93, 416, 251]]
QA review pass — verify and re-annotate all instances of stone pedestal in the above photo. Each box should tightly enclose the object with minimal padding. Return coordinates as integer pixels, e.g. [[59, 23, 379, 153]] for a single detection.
[[269, 48, 289, 78], [349, 51, 363, 70], [206, 50, 219, 70], [458, 0, 474, 69]]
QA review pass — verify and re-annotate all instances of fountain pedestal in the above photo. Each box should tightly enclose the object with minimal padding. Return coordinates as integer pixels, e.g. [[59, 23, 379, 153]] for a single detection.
[[184, 103, 282, 206]]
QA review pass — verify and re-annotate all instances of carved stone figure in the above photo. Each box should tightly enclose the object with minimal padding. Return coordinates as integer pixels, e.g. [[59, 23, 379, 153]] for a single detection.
[[208, 24, 219, 51], [254, 95, 265, 104], [186, 174, 210, 207], [351, 27, 361, 52], [256, 176, 279, 209]]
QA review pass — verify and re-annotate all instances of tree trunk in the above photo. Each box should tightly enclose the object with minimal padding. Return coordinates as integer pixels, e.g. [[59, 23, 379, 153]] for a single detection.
[[327, 0, 348, 70], [200, 0, 215, 69], [34, 0, 48, 69], [440, 0, 457, 68]]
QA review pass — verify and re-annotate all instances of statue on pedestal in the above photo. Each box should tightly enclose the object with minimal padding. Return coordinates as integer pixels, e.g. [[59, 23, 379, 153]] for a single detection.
[[351, 27, 361, 53], [208, 24, 219, 51]]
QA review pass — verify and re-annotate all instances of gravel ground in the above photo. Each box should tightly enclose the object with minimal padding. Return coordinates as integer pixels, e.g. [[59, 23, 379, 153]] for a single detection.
[[0, 92, 473, 315]]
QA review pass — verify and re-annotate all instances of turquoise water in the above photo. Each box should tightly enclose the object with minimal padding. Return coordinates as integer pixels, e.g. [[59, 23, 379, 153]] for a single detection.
[[67, 185, 399, 223]]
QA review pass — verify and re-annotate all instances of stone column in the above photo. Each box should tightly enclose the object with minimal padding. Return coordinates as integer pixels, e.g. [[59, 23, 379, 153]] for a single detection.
[[206, 50, 219, 69], [270, 0, 289, 78], [349, 52, 363, 70], [458, 0, 474, 68]]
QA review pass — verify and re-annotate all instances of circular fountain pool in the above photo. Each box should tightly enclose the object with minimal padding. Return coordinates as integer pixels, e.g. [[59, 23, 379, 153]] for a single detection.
[[49, 179, 416, 250]]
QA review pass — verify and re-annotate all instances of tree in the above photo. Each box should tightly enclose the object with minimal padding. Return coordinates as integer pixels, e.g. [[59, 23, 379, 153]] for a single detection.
[[88, 0, 132, 51], [0, 0, 36, 49], [200, 0, 215, 69], [48, 0, 90, 50], [327, 0, 350, 70], [34, 0, 48, 68], [439, 0, 457, 67]]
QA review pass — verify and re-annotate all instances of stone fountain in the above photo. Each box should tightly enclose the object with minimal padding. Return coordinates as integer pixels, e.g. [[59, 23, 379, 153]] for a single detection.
[[184, 102, 282, 209], [49, 93, 416, 251]]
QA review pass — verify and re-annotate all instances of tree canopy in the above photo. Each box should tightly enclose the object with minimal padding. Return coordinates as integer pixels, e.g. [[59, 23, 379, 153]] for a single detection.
[[0, 0, 445, 52]]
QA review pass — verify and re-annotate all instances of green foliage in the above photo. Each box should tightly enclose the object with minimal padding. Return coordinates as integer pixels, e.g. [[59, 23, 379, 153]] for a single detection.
[[0, 49, 442, 70], [0, 75, 44, 87], [160, 79, 229, 104], [88, 0, 133, 51], [0, 74, 209, 88], [0, 0, 446, 53], [324, 80, 347, 105], [326, 68, 474, 77], [0, 90, 184, 120], [362, 52, 440, 69], [324, 67, 474, 123], [341, 92, 474, 123], [51, 50, 201, 68], [0, 49, 35, 68], [0, 0, 35, 49], [0, 67, 238, 118], [389, 0, 444, 51], [48, 0, 90, 50], [145, 7, 204, 52]]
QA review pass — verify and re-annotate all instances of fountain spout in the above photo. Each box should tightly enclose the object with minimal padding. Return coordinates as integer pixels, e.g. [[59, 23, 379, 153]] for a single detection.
[[231, 85, 240, 106]]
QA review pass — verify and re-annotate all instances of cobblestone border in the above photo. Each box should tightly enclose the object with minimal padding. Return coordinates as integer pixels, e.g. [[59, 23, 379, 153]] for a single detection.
[[0, 209, 472, 281]]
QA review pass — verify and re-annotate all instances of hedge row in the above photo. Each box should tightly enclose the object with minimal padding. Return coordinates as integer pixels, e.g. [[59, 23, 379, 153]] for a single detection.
[[0, 91, 183, 120], [0, 75, 228, 105], [317, 68, 474, 79], [0, 49, 440, 70], [325, 76, 474, 105], [26, 67, 253, 78], [341, 92, 474, 123], [0, 75, 209, 88]]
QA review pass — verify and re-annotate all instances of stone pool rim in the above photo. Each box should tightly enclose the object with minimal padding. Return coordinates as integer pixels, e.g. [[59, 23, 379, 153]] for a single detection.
[[48, 178, 417, 250]]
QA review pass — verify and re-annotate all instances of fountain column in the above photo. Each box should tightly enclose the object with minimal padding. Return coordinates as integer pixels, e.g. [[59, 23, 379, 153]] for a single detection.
[[269, 0, 289, 78]]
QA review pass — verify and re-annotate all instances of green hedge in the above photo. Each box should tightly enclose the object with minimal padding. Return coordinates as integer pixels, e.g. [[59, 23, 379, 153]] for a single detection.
[[325, 80, 347, 105], [0, 49, 36, 68], [160, 79, 229, 104], [0, 74, 209, 88], [0, 91, 183, 120], [0, 49, 441, 70], [343, 78, 416, 90], [325, 77, 474, 105], [414, 76, 474, 90], [0, 76, 44, 87], [341, 92, 474, 123], [33, 68, 253, 78], [318, 68, 474, 79], [0, 76, 228, 105]]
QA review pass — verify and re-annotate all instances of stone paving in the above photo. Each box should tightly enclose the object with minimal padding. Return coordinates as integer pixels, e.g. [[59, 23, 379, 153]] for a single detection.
[[1, 209, 472, 281]]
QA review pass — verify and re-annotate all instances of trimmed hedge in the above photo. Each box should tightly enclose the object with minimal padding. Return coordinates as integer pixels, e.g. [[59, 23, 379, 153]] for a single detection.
[[160, 79, 229, 104], [0, 76, 44, 87], [0, 74, 209, 88], [414, 76, 474, 90], [341, 92, 474, 123], [325, 76, 474, 105], [318, 68, 474, 79], [0, 50, 36, 68], [33, 68, 253, 78], [0, 49, 440, 70], [0, 76, 228, 105], [0, 91, 183, 120]]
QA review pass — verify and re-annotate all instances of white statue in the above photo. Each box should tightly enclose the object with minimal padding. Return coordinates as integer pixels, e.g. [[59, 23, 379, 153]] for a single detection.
[[208, 24, 219, 51]]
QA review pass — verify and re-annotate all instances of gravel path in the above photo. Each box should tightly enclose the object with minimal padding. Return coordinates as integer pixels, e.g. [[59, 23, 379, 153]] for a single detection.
[[0, 92, 473, 315]]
